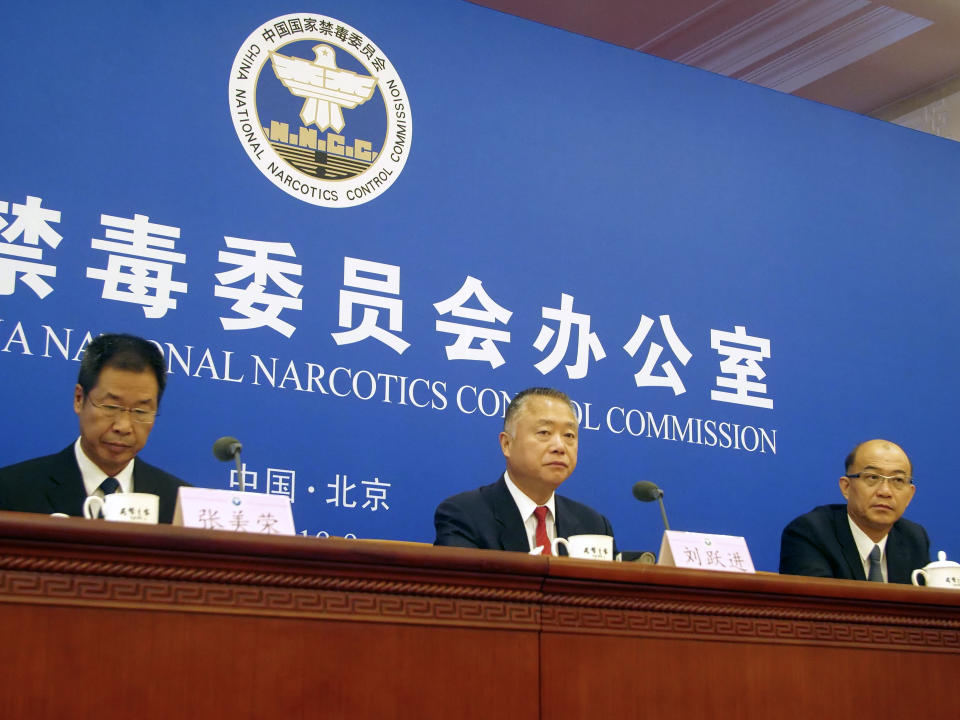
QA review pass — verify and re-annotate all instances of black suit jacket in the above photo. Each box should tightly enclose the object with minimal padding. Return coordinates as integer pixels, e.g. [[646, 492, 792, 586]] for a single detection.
[[433, 475, 615, 553], [779, 503, 930, 584], [0, 445, 189, 524]]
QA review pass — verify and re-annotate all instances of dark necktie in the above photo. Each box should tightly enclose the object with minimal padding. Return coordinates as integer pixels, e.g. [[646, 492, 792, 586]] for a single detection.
[[533, 506, 551, 556], [92, 477, 120, 519], [98, 477, 120, 496], [868, 544, 883, 582]]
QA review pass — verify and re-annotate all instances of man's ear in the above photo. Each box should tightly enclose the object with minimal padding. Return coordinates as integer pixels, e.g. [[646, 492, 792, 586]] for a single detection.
[[838, 475, 850, 500], [499, 431, 511, 459]]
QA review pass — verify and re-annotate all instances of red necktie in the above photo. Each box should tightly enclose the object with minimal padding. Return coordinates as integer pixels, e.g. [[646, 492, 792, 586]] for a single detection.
[[533, 506, 552, 555]]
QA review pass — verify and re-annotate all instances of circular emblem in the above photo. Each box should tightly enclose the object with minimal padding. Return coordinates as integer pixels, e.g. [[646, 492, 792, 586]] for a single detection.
[[229, 14, 411, 208]]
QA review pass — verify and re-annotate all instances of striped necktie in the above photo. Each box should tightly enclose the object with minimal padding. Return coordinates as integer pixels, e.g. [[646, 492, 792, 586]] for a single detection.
[[91, 477, 120, 519], [98, 477, 120, 496], [867, 544, 883, 582]]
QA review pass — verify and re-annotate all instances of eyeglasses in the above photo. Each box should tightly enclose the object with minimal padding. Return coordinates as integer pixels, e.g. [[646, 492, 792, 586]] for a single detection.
[[846, 472, 914, 490], [87, 398, 158, 424]]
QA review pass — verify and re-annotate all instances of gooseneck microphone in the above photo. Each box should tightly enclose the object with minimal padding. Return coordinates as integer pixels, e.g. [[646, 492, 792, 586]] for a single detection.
[[632, 480, 670, 531], [213, 436, 245, 492]]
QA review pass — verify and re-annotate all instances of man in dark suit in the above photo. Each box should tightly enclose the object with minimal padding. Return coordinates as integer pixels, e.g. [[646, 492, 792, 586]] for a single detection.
[[779, 439, 929, 583], [0, 333, 188, 524], [434, 387, 614, 553]]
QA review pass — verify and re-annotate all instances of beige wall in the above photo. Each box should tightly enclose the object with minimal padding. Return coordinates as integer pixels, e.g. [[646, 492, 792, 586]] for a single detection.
[[872, 74, 960, 142]]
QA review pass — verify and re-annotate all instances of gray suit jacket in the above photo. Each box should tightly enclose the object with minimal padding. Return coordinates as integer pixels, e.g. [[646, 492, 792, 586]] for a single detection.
[[779, 503, 929, 584], [434, 475, 616, 553], [0, 444, 188, 524]]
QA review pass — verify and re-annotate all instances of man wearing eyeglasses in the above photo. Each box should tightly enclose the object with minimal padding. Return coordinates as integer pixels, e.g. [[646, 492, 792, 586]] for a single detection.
[[0, 333, 188, 523], [779, 439, 929, 583]]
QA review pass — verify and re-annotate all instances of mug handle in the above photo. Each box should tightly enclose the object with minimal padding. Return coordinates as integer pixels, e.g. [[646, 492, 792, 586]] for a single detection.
[[911, 568, 925, 586], [551, 537, 568, 556], [82, 495, 104, 520]]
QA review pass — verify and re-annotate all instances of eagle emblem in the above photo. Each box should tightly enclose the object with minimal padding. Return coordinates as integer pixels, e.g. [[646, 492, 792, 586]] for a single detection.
[[269, 44, 377, 132]]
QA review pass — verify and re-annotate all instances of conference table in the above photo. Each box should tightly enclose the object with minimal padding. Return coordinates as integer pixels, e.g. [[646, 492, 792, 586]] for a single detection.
[[0, 512, 956, 719]]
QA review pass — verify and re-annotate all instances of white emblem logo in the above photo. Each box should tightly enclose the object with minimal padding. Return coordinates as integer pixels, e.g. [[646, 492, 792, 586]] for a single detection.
[[229, 14, 411, 208], [270, 44, 377, 132]]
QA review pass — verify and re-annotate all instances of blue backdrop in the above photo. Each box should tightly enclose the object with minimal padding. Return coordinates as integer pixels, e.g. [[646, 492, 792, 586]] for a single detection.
[[1, 0, 957, 571]]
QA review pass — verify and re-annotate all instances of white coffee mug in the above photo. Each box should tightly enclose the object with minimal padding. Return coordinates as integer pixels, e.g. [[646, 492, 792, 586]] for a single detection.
[[911, 551, 960, 589], [82, 492, 159, 524], [551, 534, 614, 560]]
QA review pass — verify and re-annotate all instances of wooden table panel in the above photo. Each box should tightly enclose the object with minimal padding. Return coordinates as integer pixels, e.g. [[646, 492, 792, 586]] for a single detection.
[[0, 603, 539, 720], [0, 513, 956, 720], [540, 633, 960, 719]]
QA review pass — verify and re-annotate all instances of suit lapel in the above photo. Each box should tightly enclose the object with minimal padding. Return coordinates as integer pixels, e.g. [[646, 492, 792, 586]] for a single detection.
[[490, 476, 530, 552], [885, 526, 908, 583], [555, 496, 586, 538], [131, 458, 155, 495], [42, 445, 87, 517], [832, 507, 866, 580]]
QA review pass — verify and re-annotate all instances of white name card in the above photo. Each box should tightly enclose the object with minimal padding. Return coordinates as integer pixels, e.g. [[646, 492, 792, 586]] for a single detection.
[[174, 487, 296, 536], [657, 530, 755, 574]]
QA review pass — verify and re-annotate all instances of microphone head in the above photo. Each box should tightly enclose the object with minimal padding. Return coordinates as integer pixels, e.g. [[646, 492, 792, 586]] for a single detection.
[[212, 436, 242, 461], [632, 480, 663, 502]]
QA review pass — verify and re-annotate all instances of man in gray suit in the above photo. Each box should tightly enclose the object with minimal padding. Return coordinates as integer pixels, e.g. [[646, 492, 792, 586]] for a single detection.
[[0, 333, 188, 523]]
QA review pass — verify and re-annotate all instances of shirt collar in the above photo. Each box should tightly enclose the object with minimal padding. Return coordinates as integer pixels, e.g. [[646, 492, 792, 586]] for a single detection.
[[847, 512, 888, 561], [503, 471, 556, 522], [74, 437, 135, 496]]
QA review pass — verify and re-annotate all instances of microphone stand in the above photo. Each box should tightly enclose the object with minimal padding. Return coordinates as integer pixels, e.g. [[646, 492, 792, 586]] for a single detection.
[[656, 492, 670, 531], [234, 449, 244, 492]]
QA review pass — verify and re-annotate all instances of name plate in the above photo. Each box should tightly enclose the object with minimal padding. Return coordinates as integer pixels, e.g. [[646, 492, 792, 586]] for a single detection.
[[174, 487, 296, 535], [657, 530, 755, 573]]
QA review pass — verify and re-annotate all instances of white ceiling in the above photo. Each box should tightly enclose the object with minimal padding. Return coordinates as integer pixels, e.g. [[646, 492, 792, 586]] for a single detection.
[[469, 0, 960, 116]]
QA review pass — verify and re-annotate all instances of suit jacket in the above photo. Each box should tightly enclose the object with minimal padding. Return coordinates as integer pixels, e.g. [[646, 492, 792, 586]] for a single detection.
[[433, 475, 615, 553], [0, 445, 188, 524], [779, 503, 929, 584]]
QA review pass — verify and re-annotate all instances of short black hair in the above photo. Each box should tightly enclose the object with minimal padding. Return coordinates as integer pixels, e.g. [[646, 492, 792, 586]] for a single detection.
[[77, 333, 166, 404], [503, 387, 576, 435], [844, 446, 858, 473]]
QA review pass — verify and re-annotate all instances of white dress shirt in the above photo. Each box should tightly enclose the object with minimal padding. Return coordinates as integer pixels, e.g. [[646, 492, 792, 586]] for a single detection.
[[503, 471, 556, 552], [74, 437, 134, 497], [847, 513, 889, 582]]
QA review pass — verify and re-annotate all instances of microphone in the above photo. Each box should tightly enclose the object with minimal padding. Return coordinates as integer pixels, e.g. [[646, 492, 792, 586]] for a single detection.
[[632, 480, 670, 531], [212, 436, 241, 461], [632, 480, 662, 502], [213, 436, 245, 492]]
